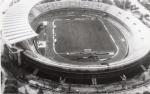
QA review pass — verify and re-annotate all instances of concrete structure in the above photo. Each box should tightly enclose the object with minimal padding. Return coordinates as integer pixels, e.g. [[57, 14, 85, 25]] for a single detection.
[[2, 0, 150, 87]]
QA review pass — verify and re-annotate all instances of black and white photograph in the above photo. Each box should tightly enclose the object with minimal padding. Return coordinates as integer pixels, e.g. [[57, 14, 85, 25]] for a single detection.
[[1, 0, 150, 94]]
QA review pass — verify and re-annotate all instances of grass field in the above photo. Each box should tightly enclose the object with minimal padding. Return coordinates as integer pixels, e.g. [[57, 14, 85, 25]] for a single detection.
[[53, 16, 117, 56]]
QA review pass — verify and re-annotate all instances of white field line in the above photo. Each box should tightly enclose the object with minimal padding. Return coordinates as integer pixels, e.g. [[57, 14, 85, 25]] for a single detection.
[[52, 19, 59, 54], [97, 17, 119, 57], [52, 19, 72, 55]]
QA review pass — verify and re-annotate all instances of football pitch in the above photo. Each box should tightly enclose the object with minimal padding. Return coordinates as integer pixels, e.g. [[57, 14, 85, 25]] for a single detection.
[[53, 16, 117, 55]]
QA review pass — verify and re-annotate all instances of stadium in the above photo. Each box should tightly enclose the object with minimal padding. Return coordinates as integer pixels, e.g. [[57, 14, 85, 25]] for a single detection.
[[1, 0, 150, 93]]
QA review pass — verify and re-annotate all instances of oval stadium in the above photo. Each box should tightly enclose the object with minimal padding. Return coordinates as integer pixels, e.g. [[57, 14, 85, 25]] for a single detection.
[[1, 0, 150, 94]]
